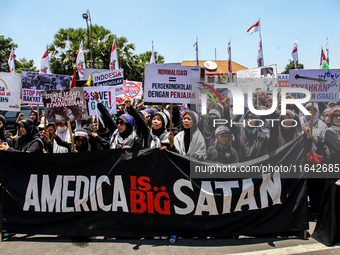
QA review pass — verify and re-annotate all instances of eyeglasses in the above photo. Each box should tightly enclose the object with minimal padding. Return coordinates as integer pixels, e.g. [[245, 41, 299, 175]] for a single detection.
[[244, 115, 256, 120], [117, 120, 125, 125], [333, 114, 340, 119], [323, 114, 330, 117]]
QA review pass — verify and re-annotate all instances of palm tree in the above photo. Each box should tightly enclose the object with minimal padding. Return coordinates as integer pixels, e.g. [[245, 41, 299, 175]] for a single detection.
[[49, 25, 165, 81]]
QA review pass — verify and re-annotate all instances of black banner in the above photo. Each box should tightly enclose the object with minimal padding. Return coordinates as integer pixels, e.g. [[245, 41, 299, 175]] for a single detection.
[[0, 139, 308, 237]]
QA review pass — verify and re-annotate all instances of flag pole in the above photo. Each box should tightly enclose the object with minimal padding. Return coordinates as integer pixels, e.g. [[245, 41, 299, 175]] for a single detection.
[[196, 37, 198, 66], [170, 103, 173, 133], [67, 121, 75, 151], [259, 18, 261, 39], [320, 47, 322, 69]]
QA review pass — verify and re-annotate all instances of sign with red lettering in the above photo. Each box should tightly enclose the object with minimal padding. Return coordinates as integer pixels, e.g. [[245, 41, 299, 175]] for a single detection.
[[124, 81, 142, 99], [0, 73, 21, 111], [21, 72, 72, 104], [144, 64, 201, 104], [92, 69, 124, 87], [83, 86, 116, 115], [278, 74, 289, 88], [289, 69, 340, 102]]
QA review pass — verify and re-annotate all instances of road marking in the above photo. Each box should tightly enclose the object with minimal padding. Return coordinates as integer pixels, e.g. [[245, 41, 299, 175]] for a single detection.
[[227, 243, 340, 255]]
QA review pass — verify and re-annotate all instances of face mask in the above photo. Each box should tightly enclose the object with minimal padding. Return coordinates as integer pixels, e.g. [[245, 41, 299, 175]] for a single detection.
[[208, 116, 218, 127], [57, 126, 67, 133]]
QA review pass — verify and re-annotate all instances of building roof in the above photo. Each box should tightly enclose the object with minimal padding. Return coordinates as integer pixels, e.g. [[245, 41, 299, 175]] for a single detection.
[[181, 60, 248, 74]]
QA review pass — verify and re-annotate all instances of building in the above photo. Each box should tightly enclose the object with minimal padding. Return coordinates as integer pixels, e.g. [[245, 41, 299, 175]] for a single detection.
[[181, 60, 248, 83]]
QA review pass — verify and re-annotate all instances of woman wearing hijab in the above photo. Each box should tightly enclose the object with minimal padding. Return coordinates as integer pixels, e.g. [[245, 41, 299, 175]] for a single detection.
[[300, 102, 328, 145], [47, 127, 91, 152], [169, 111, 206, 159], [93, 91, 142, 149], [200, 108, 223, 149], [321, 108, 332, 127], [312, 105, 340, 246], [29, 110, 40, 127], [267, 109, 303, 152], [0, 114, 13, 147], [0, 118, 43, 153], [125, 98, 170, 149], [301, 103, 328, 214], [223, 96, 268, 162]]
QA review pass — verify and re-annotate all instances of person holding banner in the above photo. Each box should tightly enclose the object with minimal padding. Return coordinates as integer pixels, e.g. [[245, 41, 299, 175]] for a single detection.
[[124, 99, 171, 150], [93, 91, 142, 149], [0, 118, 43, 153], [313, 105, 340, 245], [207, 126, 239, 164], [168, 111, 206, 159], [0, 114, 13, 148], [43, 121, 71, 153], [46, 126, 91, 153], [301, 102, 328, 215]]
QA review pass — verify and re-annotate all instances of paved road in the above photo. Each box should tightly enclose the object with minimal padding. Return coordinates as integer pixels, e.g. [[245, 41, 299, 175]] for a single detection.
[[1, 219, 339, 254]]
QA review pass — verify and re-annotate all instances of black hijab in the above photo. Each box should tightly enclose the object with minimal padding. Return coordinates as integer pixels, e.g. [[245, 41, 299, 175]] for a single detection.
[[15, 118, 40, 151]]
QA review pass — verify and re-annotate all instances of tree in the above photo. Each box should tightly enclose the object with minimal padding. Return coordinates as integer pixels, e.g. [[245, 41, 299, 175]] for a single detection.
[[0, 35, 18, 72], [49, 26, 165, 81], [15, 58, 39, 73], [282, 59, 304, 74]]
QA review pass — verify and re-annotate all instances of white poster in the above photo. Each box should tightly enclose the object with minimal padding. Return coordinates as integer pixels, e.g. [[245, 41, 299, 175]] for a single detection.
[[236, 64, 278, 93], [124, 80, 143, 99], [289, 69, 340, 102], [144, 64, 201, 104], [21, 72, 72, 104], [0, 72, 21, 111], [92, 69, 124, 87], [83, 86, 116, 115], [83, 68, 110, 81], [278, 74, 289, 88]]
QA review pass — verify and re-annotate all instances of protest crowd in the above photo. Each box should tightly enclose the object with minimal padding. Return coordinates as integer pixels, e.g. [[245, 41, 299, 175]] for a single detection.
[[1, 86, 340, 244]]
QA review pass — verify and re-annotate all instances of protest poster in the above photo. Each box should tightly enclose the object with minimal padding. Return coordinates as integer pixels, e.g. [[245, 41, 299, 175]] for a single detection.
[[21, 72, 72, 104], [236, 64, 278, 93], [144, 64, 201, 104], [289, 69, 340, 102], [124, 80, 143, 99], [41, 87, 89, 123], [83, 86, 116, 115], [278, 74, 289, 87], [83, 68, 109, 81], [0, 72, 21, 111], [92, 69, 124, 87]]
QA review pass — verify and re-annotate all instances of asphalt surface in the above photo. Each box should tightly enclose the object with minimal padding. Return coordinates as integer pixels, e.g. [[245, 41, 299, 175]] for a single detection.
[[1, 215, 339, 255]]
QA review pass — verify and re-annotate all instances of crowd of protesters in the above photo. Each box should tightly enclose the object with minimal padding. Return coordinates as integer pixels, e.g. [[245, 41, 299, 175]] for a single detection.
[[1, 90, 340, 243]]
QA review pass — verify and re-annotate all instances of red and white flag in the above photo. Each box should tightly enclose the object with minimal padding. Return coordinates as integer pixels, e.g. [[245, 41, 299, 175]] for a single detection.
[[76, 40, 86, 80], [320, 47, 329, 69], [8, 46, 15, 73], [40, 46, 51, 74], [257, 36, 263, 67], [150, 41, 155, 64], [109, 38, 119, 71], [325, 38, 329, 65], [247, 21, 259, 35], [227, 38, 232, 82], [291, 39, 298, 69]]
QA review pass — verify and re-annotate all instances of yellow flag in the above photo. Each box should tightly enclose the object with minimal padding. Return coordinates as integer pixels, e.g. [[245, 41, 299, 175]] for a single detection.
[[86, 74, 92, 86]]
